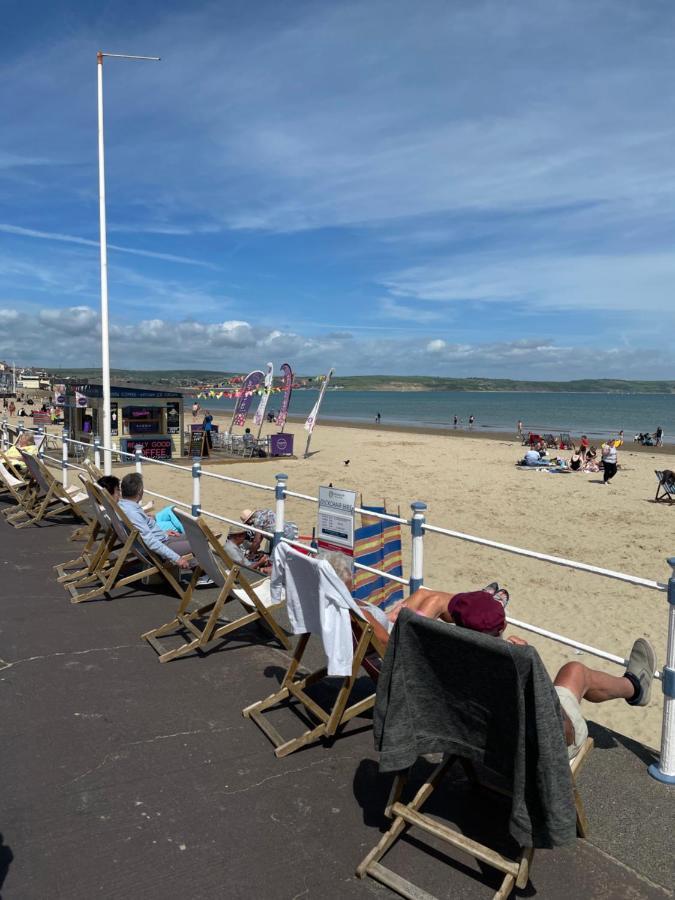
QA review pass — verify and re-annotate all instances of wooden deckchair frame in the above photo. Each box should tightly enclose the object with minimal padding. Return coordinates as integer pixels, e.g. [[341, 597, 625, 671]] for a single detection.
[[11, 451, 88, 528], [0, 458, 35, 517], [356, 663, 594, 900], [65, 485, 186, 604], [357, 739, 593, 900], [141, 511, 290, 662], [54, 478, 114, 583], [242, 554, 388, 757], [654, 470, 675, 504]]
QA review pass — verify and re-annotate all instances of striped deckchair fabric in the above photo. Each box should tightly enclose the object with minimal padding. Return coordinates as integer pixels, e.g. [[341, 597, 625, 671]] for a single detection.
[[352, 505, 404, 609]]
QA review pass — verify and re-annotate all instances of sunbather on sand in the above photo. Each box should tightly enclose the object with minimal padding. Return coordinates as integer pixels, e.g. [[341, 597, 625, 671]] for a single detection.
[[358, 586, 656, 759]]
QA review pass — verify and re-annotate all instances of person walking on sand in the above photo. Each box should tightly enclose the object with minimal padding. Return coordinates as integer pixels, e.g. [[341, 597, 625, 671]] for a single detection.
[[453, 415, 458, 429], [192, 400, 201, 420], [375, 412, 381, 425], [601, 440, 618, 485], [655, 425, 663, 447], [468, 415, 475, 430], [517, 419, 523, 437]]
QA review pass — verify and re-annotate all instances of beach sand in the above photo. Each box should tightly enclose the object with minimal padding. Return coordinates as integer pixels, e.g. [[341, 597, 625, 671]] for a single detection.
[[30, 413, 675, 750]]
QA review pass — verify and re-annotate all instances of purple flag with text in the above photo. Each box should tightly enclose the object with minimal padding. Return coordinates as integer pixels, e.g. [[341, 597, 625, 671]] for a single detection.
[[275, 363, 294, 430], [232, 370, 264, 427]]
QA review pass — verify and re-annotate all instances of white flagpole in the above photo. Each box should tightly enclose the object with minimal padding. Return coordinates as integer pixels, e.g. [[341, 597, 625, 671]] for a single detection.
[[97, 51, 160, 474], [303, 368, 334, 458]]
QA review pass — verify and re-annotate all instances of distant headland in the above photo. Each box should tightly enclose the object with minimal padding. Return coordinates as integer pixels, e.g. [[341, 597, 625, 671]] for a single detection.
[[43, 368, 675, 394]]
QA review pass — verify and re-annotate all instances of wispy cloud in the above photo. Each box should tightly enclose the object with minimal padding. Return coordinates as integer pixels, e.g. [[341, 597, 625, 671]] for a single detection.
[[0, 224, 216, 268]]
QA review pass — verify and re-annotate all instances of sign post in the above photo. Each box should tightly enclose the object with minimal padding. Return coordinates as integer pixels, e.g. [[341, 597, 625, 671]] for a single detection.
[[317, 485, 356, 557]]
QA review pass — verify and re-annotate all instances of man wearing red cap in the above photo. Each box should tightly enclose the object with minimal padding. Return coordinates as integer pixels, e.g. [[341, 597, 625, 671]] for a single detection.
[[361, 587, 656, 760]]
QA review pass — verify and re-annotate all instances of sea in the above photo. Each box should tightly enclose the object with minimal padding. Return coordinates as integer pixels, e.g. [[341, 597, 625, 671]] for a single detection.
[[185, 390, 675, 441]]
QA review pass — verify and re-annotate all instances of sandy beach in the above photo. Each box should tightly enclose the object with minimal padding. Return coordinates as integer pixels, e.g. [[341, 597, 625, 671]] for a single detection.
[[27, 412, 675, 750]]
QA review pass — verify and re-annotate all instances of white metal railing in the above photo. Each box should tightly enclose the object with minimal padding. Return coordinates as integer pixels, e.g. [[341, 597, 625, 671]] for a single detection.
[[4, 417, 674, 786]]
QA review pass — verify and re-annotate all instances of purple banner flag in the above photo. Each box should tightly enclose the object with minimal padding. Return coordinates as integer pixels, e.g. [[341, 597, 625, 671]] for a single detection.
[[275, 363, 294, 431], [232, 370, 264, 427]]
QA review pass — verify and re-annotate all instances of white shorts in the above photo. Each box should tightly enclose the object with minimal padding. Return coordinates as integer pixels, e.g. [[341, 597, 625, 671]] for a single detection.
[[555, 686, 589, 760]]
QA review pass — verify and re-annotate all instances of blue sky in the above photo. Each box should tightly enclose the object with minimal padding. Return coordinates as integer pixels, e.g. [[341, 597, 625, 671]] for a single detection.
[[2, 0, 675, 378]]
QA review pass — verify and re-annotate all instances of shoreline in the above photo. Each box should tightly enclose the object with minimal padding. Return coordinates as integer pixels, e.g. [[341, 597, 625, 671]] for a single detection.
[[278, 414, 675, 451]]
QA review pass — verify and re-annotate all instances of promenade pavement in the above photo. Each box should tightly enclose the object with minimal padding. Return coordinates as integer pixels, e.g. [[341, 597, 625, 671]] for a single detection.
[[0, 507, 673, 899]]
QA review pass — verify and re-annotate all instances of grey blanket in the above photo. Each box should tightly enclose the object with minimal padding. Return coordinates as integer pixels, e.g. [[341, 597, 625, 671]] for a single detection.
[[373, 610, 577, 848]]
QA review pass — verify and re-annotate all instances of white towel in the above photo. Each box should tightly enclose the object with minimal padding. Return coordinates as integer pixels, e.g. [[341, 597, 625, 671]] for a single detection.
[[271, 543, 362, 677]]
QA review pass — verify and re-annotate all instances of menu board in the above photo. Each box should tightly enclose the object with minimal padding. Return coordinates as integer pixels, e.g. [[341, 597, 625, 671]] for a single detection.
[[189, 430, 208, 458], [166, 401, 180, 435]]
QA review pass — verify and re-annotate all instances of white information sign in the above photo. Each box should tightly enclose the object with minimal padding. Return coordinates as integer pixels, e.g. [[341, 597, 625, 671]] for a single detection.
[[317, 485, 357, 554]]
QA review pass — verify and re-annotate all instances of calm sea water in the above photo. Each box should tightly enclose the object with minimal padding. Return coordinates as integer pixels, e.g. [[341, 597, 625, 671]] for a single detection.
[[186, 390, 675, 440]]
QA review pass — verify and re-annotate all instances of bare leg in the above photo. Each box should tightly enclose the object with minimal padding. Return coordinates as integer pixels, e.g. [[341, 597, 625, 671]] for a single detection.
[[387, 588, 456, 624], [554, 661, 633, 704]]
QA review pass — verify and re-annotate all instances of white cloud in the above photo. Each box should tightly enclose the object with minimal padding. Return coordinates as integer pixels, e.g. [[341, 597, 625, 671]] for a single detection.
[[0, 305, 673, 379]]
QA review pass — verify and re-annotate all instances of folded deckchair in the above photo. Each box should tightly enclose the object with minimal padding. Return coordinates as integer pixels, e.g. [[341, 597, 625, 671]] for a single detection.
[[141, 509, 290, 662], [654, 470, 675, 504], [242, 543, 387, 758], [65, 484, 186, 604], [356, 613, 593, 900]]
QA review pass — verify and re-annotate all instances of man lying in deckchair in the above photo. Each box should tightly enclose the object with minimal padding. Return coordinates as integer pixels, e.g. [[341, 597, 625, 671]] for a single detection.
[[118, 473, 194, 571], [359, 586, 656, 761]]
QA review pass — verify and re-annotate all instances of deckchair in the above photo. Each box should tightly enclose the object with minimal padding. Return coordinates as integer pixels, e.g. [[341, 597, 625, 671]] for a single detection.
[[654, 470, 675, 504], [15, 450, 89, 528], [141, 510, 290, 662], [54, 477, 115, 583], [559, 432, 572, 449], [356, 620, 593, 900], [65, 485, 186, 604], [242, 545, 387, 758], [0, 458, 35, 516]]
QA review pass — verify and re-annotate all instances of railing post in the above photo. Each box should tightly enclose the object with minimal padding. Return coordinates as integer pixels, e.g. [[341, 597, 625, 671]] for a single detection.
[[273, 472, 288, 549], [1, 418, 7, 451], [649, 558, 675, 784], [135, 445, 143, 475], [191, 458, 201, 517], [18, 420, 24, 436], [94, 435, 102, 471], [409, 501, 427, 593], [37, 426, 45, 461], [62, 427, 69, 490]]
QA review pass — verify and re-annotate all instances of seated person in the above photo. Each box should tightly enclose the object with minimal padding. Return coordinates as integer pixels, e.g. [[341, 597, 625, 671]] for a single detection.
[[359, 586, 656, 760], [225, 523, 272, 574], [239, 507, 300, 554], [118, 473, 193, 570], [4, 432, 38, 466], [569, 449, 582, 471], [242, 427, 255, 446], [522, 448, 549, 466], [97, 474, 121, 502], [582, 448, 599, 472], [98, 474, 160, 518]]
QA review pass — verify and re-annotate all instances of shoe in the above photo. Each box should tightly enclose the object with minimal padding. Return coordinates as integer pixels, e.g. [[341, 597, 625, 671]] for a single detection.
[[625, 638, 657, 706], [494, 588, 510, 608], [482, 582, 499, 595], [196, 575, 215, 588]]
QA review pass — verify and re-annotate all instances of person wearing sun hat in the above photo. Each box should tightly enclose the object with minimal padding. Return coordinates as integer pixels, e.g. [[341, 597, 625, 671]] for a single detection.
[[239, 507, 299, 554], [224, 522, 270, 573], [353, 582, 657, 761]]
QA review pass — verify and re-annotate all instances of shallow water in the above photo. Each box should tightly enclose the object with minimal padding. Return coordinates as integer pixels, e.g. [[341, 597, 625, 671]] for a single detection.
[[186, 390, 675, 440]]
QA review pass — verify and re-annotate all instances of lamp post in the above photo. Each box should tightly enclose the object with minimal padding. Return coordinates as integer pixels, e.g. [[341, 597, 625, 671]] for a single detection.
[[97, 50, 160, 474]]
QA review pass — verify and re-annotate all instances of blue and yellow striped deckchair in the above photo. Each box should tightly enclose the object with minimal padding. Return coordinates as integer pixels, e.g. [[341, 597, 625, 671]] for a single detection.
[[353, 505, 405, 609]]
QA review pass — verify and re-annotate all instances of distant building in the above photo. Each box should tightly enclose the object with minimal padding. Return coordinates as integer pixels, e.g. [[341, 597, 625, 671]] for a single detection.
[[18, 369, 51, 391]]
